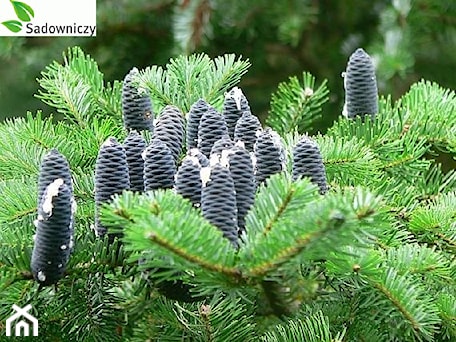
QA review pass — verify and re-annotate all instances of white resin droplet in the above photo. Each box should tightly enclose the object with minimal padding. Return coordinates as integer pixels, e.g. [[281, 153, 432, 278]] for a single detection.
[[200, 167, 212, 187], [225, 86, 244, 111], [42, 178, 64, 216], [37, 271, 46, 282]]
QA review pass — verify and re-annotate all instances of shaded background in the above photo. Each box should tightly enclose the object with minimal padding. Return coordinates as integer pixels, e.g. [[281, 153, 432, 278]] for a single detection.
[[0, 0, 455, 133]]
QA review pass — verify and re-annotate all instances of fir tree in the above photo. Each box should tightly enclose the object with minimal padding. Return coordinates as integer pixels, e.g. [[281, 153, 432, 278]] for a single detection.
[[0, 46, 455, 342]]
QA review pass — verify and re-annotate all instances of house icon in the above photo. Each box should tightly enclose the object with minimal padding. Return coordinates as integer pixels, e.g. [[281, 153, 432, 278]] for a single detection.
[[5, 304, 38, 337]]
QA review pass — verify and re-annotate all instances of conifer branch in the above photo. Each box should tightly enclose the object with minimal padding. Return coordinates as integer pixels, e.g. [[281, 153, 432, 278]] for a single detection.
[[144, 231, 242, 279], [267, 72, 329, 135]]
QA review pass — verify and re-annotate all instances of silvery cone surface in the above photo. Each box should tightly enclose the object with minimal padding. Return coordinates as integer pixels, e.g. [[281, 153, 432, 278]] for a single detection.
[[342, 48, 378, 119]]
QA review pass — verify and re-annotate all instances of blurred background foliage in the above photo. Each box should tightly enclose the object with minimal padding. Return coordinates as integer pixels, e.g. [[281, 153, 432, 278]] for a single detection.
[[0, 0, 455, 132]]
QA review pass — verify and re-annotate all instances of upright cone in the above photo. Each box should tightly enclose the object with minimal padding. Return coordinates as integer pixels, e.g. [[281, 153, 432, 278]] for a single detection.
[[342, 48, 378, 119], [123, 131, 146, 192], [94, 137, 130, 240], [223, 87, 250, 139], [292, 135, 328, 194], [154, 105, 186, 163], [201, 159, 238, 247], [254, 128, 286, 184], [31, 178, 75, 286], [122, 67, 154, 132], [143, 139, 176, 191]]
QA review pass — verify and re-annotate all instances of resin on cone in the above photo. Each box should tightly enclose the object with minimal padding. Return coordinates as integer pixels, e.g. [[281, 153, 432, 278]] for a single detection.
[[31, 178, 75, 286], [223, 87, 250, 139]]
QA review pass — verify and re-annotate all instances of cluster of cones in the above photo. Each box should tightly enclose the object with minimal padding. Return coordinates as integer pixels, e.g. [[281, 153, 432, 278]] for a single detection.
[[31, 48, 378, 286]]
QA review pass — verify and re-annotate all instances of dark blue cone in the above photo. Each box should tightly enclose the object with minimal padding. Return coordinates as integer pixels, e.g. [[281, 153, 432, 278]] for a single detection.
[[143, 139, 176, 191], [254, 128, 286, 184], [94, 137, 130, 239], [122, 67, 154, 132], [292, 135, 328, 194], [342, 48, 378, 119], [234, 111, 262, 152], [31, 178, 74, 286], [197, 107, 228, 157], [201, 160, 238, 247], [154, 105, 186, 163], [175, 155, 203, 207], [222, 87, 250, 139], [123, 131, 146, 192], [186, 99, 210, 150], [221, 143, 256, 235]]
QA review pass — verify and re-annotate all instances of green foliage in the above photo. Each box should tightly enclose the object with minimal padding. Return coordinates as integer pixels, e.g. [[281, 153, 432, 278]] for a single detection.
[[136, 53, 251, 114], [36, 46, 123, 126], [260, 311, 344, 342], [267, 72, 329, 135], [0, 47, 455, 341]]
